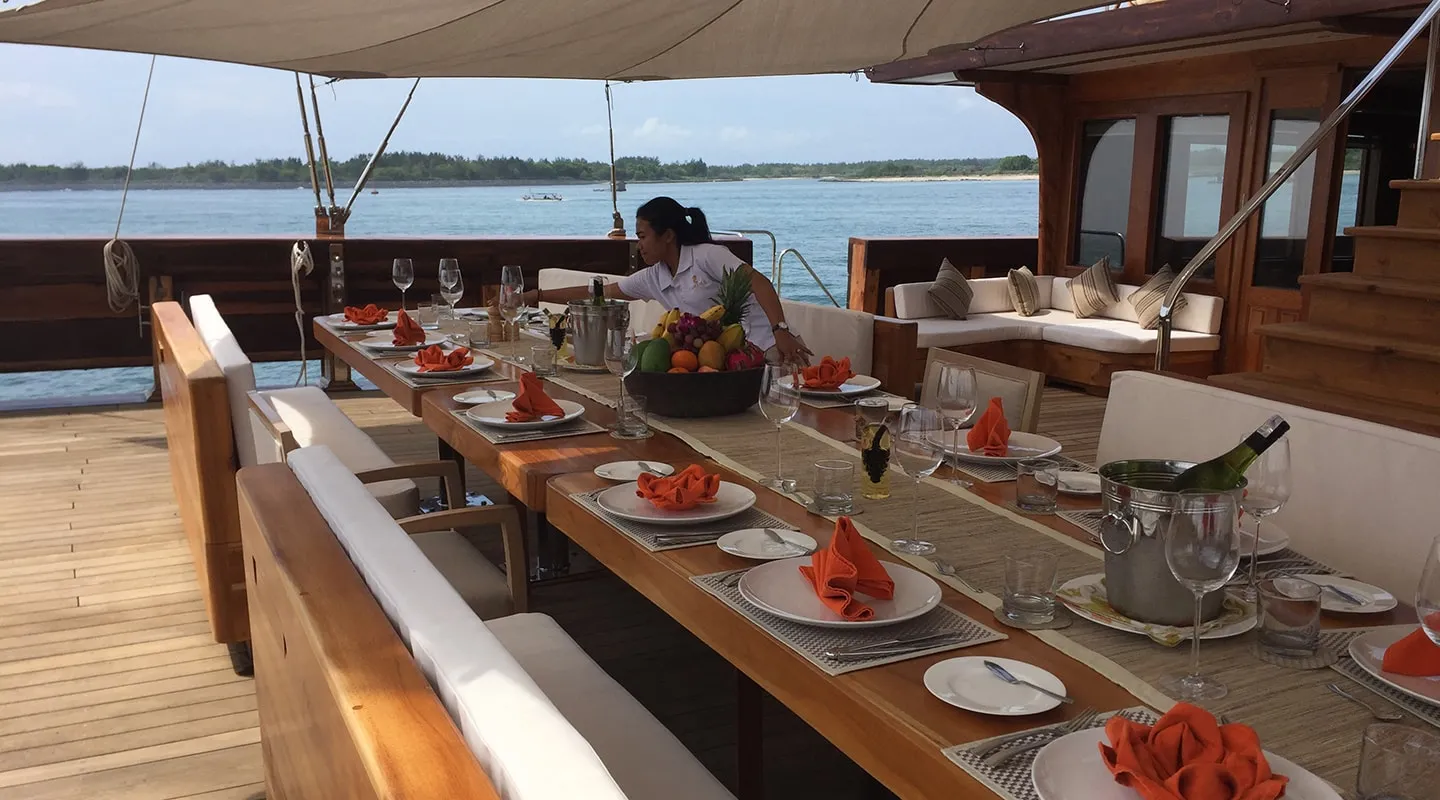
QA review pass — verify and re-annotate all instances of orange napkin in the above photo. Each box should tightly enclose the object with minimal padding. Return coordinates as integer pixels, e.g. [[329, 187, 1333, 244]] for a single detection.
[[966, 397, 1011, 457], [802, 356, 855, 390], [1100, 703, 1288, 800], [505, 372, 565, 423], [413, 345, 473, 373], [635, 464, 721, 511], [392, 309, 426, 346], [343, 304, 388, 325], [1382, 615, 1440, 676], [798, 517, 895, 621]]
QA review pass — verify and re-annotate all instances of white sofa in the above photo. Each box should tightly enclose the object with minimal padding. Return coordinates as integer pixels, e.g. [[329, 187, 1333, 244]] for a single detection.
[[287, 446, 735, 800], [538, 268, 666, 334], [1099, 370, 1438, 596], [780, 299, 875, 375]]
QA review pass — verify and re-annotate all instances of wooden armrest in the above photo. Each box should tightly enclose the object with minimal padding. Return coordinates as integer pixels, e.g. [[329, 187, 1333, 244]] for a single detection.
[[396, 504, 528, 613], [870, 316, 919, 397], [247, 390, 298, 455], [354, 460, 463, 506]]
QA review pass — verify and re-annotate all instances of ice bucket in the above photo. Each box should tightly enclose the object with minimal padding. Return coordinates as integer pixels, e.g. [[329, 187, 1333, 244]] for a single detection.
[[1097, 460, 1243, 626], [566, 299, 630, 367]]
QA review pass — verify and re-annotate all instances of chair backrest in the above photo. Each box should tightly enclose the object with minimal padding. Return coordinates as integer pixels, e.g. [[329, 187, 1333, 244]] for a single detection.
[[919, 349, 1044, 433], [537, 267, 665, 334], [1099, 371, 1440, 595], [152, 301, 246, 644], [188, 294, 283, 468], [779, 300, 875, 375]]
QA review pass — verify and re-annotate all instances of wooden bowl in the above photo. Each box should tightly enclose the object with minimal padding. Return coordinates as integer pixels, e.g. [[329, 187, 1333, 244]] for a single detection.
[[623, 368, 764, 418]]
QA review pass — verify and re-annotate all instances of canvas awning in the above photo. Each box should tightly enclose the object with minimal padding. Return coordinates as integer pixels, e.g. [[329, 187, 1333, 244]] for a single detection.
[[0, 0, 1103, 80]]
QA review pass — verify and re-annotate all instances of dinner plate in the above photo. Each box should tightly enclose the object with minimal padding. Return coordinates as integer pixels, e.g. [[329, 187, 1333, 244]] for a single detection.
[[717, 528, 817, 560], [358, 331, 450, 352], [1348, 626, 1440, 708], [453, 388, 516, 405], [463, 398, 586, 430], [737, 557, 942, 629], [595, 480, 756, 526], [325, 311, 396, 331], [924, 657, 1065, 716], [1056, 471, 1101, 496], [593, 460, 675, 482], [785, 374, 882, 397], [1056, 574, 1256, 641], [1031, 727, 1341, 800], [1293, 574, 1397, 614], [391, 355, 495, 379], [929, 430, 1064, 465], [1238, 516, 1290, 557]]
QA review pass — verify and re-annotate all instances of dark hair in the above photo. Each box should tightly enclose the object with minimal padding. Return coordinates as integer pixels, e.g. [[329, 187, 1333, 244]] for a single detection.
[[636, 196, 712, 246]]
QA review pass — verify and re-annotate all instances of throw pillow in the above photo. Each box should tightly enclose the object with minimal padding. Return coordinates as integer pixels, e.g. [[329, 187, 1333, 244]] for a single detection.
[[1129, 265, 1189, 329], [1007, 267, 1042, 317], [1069, 256, 1119, 319], [927, 258, 973, 320]]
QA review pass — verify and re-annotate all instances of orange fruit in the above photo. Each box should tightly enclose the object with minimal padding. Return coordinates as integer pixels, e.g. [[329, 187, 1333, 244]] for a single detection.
[[667, 367, 690, 374], [670, 349, 699, 371]]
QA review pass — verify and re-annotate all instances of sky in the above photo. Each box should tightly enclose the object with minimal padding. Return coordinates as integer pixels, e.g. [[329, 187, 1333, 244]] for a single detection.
[[0, 43, 1037, 168]]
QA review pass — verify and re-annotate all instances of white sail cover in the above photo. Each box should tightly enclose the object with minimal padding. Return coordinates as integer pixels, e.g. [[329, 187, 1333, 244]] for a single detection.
[[0, 0, 1100, 80]]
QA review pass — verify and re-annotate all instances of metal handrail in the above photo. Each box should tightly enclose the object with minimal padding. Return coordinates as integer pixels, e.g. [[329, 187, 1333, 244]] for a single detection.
[[776, 248, 842, 307], [713, 229, 779, 280], [1155, 0, 1440, 369]]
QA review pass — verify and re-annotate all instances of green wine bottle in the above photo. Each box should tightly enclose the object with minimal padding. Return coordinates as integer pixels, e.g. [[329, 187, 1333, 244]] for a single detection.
[[1168, 415, 1290, 491], [591, 276, 606, 306]]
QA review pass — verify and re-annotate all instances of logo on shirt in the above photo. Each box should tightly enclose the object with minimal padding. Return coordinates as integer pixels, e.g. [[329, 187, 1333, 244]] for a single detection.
[[692, 273, 700, 289]]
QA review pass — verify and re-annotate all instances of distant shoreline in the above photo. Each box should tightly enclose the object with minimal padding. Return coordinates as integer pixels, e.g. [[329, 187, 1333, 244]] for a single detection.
[[0, 174, 1037, 192], [819, 174, 1038, 183]]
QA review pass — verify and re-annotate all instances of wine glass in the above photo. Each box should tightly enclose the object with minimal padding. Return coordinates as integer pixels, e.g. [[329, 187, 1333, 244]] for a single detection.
[[759, 365, 801, 492], [605, 327, 638, 439], [439, 258, 463, 315], [935, 364, 977, 489], [392, 258, 414, 311], [891, 404, 944, 556], [1237, 439, 1290, 602], [1418, 534, 1440, 646], [1161, 489, 1242, 701], [499, 265, 524, 362]]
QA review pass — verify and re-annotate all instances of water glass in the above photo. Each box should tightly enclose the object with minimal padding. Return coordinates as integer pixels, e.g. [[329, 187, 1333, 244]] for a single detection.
[[1003, 552, 1058, 624], [1239, 439, 1291, 602], [759, 365, 801, 492], [1016, 458, 1059, 512], [1256, 576, 1321, 657], [1162, 490, 1242, 701], [1357, 723, 1440, 799], [466, 320, 491, 350], [935, 364, 977, 488], [1418, 534, 1440, 646], [813, 460, 855, 515], [392, 257, 414, 311], [891, 404, 944, 556], [530, 345, 556, 376], [617, 394, 651, 439], [416, 301, 438, 327]]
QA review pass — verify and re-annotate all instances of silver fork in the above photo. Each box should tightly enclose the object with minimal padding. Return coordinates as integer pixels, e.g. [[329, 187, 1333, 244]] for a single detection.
[[974, 707, 1099, 764], [929, 557, 980, 594]]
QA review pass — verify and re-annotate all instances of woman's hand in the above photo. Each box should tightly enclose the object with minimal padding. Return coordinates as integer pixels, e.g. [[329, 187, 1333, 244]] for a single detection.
[[773, 328, 813, 366]]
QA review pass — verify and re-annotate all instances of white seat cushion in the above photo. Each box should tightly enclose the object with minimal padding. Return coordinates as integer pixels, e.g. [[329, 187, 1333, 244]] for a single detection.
[[188, 295, 281, 468], [488, 614, 734, 800], [780, 300, 874, 375], [913, 314, 1048, 348], [413, 530, 513, 620], [1038, 312, 1220, 354]]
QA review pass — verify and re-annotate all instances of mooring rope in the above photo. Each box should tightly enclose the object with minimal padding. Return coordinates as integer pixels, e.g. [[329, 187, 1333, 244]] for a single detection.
[[290, 241, 315, 386], [105, 54, 157, 315]]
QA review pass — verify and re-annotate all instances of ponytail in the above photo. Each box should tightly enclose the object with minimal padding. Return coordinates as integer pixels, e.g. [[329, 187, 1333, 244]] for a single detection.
[[636, 196, 714, 246], [682, 207, 713, 245]]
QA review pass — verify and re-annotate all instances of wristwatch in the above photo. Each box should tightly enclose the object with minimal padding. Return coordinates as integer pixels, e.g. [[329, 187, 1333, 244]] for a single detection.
[[771, 321, 791, 334]]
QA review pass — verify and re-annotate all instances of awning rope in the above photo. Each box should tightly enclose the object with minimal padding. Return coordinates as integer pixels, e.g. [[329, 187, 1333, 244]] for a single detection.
[[290, 241, 315, 386], [106, 54, 157, 315]]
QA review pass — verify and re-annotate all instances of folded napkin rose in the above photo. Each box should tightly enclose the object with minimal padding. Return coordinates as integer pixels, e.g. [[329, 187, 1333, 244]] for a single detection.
[[635, 464, 722, 511], [343, 303, 389, 325], [802, 356, 855, 390], [1382, 615, 1440, 676], [505, 372, 565, 423], [391, 309, 426, 346], [798, 516, 895, 621], [413, 345, 473, 373], [1100, 703, 1288, 800], [966, 397, 1012, 457]]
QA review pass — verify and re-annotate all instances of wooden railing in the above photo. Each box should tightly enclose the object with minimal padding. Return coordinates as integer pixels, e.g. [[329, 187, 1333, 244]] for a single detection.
[[846, 236, 1038, 315]]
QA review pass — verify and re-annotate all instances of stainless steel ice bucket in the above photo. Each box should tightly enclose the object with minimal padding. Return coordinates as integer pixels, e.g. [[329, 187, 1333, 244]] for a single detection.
[[1097, 460, 1244, 626], [566, 299, 629, 367]]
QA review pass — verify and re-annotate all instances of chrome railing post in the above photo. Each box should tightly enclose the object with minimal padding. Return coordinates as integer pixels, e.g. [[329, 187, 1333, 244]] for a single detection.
[[1154, 0, 1440, 370], [776, 248, 843, 307], [1416, 19, 1439, 180]]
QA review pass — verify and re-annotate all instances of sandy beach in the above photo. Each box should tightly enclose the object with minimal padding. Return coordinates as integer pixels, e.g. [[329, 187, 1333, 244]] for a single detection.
[[819, 173, 1038, 183]]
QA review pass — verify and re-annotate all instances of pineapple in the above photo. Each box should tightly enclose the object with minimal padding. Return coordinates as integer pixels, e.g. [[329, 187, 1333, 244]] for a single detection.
[[713, 265, 753, 326]]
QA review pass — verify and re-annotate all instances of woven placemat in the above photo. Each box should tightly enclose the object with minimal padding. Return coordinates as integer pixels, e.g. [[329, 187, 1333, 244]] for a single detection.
[[800, 392, 910, 410], [1246, 549, 1345, 578], [692, 569, 1006, 676], [450, 409, 606, 445], [570, 490, 796, 552], [942, 706, 1158, 800], [1323, 628, 1440, 730], [376, 358, 511, 390], [953, 455, 1096, 485], [1056, 509, 1104, 544]]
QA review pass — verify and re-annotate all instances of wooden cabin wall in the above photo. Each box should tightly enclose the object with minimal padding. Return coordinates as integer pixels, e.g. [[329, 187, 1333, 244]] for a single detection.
[[845, 236, 1038, 314]]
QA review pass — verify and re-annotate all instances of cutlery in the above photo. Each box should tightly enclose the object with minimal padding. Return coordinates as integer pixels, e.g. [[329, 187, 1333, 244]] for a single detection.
[[1327, 682, 1404, 721], [761, 528, 810, 554], [654, 533, 724, 545], [984, 660, 1074, 705], [928, 557, 980, 594], [636, 461, 662, 476], [1321, 583, 1367, 607], [822, 631, 963, 658], [825, 639, 966, 661], [980, 707, 1100, 767]]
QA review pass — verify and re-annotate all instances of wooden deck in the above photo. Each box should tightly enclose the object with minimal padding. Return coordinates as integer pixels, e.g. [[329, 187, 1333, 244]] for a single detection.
[[0, 387, 1105, 799]]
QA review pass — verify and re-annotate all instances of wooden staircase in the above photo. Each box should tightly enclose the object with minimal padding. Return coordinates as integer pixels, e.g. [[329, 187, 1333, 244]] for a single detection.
[[1210, 180, 1440, 437]]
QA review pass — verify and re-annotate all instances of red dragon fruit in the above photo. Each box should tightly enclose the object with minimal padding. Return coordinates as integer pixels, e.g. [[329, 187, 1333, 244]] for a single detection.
[[724, 342, 767, 371]]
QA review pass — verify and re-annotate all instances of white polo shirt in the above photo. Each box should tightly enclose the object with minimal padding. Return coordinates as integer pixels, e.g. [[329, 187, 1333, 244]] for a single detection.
[[617, 243, 776, 351]]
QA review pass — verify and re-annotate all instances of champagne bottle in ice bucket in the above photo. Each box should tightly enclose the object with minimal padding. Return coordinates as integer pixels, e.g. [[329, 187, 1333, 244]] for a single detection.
[[1169, 415, 1290, 492]]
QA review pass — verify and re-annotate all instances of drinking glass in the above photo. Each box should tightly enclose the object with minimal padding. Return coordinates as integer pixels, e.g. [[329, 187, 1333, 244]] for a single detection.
[[439, 258, 463, 313], [530, 345, 556, 376], [813, 460, 855, 515], [1256, 576, 1321, 657], [1357, 723, 1440, 799], [1239, 438, 1291, 602], [759, 365, 801, 492], [1003, 552, 1058, 624], [416, 299, 438, 328], [605, 328, 642, 439], [618, 394, 651, 439], [935, 364, 977, 488], [499, 265, 525, 362], [891, 405, 944, 556], [855, 397, 891, 500], [1161, 490, 1242, 700], [1016, 458, 1059, 513], [466, 320, 491, 350], [1418, 534, 1440, 645], [392, 258, 414, 311]]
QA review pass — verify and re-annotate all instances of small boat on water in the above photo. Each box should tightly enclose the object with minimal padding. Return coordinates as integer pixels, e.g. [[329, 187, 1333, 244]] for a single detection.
[[521, 192, 563, 201], [594, 180, 627, 192]]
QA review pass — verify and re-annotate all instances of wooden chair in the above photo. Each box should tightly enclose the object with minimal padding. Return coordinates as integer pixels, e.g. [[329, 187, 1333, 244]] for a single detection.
[[919, 349, 1044, 433]]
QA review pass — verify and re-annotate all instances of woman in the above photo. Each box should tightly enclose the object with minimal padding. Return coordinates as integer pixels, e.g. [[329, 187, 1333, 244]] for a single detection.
[[524, 197, 812, 365]]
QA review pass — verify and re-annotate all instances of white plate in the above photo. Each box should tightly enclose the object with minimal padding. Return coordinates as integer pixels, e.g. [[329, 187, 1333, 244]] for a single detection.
[[1031, 727, 1341, 800], [358, 331, 450, 352], [717, 528, 817, 560], [325, 311, 396, 331], [1056, 574, 1256, 641], [1293, 574, 1397, 614], [453, 388, 516, 405], [930, 430, 1064, 465], [391, 355, 496, 379], [924, 657, 1065, 716], [596, 480, 756, 526], [785, 373, 882, 397], [1348, 626, 1440, 708], [737, 557, 942, 629], [1056, 471, 1101, 496], [1238, 516, 1290, 557], [463, 398, 585, 430], [594, 461, 676, 482]]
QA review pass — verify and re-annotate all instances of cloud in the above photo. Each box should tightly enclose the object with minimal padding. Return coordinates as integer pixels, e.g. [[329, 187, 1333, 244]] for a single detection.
[[631, 116, 691, 142], [577, 123, 608, 136], [0, 82, 78, 109], [719, 126, 749, 141]]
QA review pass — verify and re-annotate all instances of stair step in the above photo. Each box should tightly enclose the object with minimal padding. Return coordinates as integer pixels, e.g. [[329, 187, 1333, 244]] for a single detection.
[[1301, 273, 1440, 344], [1346, 226, 1440, 282], [1258, 321, 1440, 364], [1259, 323, 1440, 408], [1208, 373, 1440, 438], [1394, 181, 1440, 228], [1343, 225, 1440, 240]]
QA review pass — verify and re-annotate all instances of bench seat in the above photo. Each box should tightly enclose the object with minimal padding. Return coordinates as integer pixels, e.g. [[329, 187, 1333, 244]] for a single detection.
[[413, 530, 515, 621]]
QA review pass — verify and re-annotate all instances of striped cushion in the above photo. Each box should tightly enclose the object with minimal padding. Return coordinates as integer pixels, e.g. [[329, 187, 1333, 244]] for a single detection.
[[1129, 266, 1189, 329], [1069, 257, 1118, 318], [1006, 267, 1042, 317], [927, 258, 973, 320]]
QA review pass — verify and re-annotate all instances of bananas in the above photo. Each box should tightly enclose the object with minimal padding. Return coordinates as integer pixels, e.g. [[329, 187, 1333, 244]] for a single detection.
[[651, 308, 682, 343], [698, 304, 727, 323]]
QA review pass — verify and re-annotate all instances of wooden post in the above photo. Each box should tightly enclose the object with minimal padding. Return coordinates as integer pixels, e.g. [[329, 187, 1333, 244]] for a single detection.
[[145, 275, 174, 402], [316, 214, 357, 392]]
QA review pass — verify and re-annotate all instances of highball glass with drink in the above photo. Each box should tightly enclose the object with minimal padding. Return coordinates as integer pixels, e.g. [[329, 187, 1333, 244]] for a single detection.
[[855, 397, 891, 500]]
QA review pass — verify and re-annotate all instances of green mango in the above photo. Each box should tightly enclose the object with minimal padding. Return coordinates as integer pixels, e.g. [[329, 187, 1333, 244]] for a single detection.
[[638, 338, 673, 373]]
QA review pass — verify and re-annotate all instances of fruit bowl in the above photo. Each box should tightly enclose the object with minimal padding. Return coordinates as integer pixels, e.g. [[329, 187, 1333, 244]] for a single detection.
[[624, 367, 764, 418]]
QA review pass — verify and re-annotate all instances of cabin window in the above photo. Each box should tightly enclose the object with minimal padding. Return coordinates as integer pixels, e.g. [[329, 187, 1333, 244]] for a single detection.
[[1331, 146, 1366, 274], [1152, 115, 1230, 278], [1074, 119, 1135, 268], [1253, 112, 1320, 289]]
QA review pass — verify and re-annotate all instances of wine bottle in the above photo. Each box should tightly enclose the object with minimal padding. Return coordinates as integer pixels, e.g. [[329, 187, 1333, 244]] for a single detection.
[[591, 276, 606, 306], [1168, 415, 1290, 491]]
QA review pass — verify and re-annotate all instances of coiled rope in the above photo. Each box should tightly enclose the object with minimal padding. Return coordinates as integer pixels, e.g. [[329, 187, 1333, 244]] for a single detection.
[[106, 55, 157, 315], [290, 242, 315, 386]]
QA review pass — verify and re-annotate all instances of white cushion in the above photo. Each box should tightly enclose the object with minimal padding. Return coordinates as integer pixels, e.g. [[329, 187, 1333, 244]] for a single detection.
[[891, 282, 943, 320], [188, 295, 280, 469], [780, 300, 874, 375], [488, 614, 735, 800], [1038, 312, 1220, 354], [264, 386, 418, 518], [913, 314, 1048, 348], [538, 267, 665, 335], [413, 530, 513, 620], [1099, 285, 1223, 334], [1098, 372, 1439, 595]]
